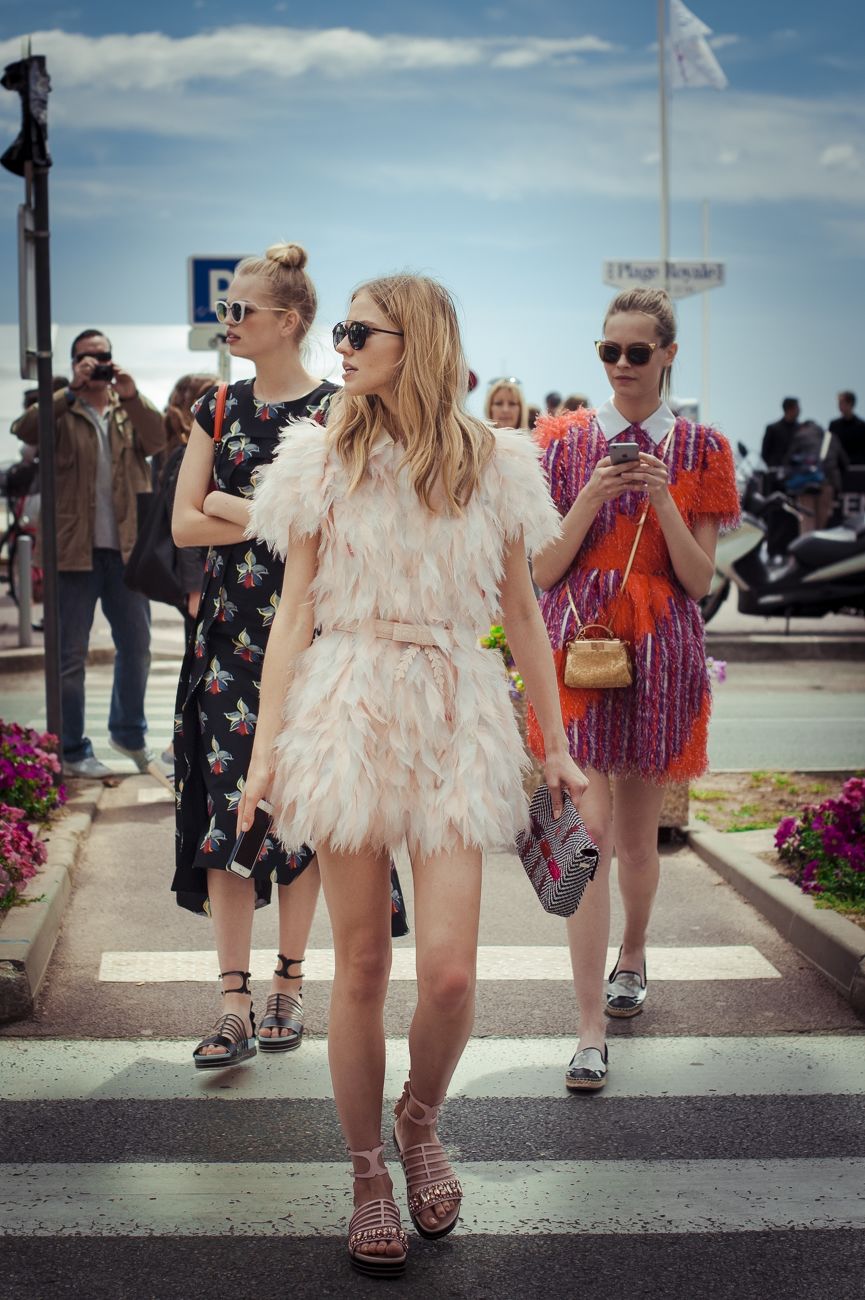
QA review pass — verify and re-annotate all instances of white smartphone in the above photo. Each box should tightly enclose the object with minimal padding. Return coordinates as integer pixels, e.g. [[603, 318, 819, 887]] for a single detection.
[[226, 799, 274, 878], [609, 441, 640, 465]]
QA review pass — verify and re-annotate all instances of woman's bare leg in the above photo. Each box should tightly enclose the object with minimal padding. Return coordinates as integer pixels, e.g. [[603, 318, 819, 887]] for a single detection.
[[611, 775, 666, 976], [564, 766, 614, 1052], [316, 841, 399, 1258], [395, 838, 482, 1231], [199, 867, 256, 1055], [260, 859, 321, 1040]]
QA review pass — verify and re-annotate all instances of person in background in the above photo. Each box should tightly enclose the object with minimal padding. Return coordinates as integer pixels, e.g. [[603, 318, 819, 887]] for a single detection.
[[761, 397, 801, 559], [171, 242, 338, 1067], [156, 373, 218, 764], [531, 287, 739, 1093], [13, 332, 165, 778], [782, 419, 847, 533], [561, 394, 590, 413], [761, 397, 800, 470], [545, 390, 562, 416], [484, 377, 528, 430], [527, 404, 541, 430], [829, 391, 865, 466]]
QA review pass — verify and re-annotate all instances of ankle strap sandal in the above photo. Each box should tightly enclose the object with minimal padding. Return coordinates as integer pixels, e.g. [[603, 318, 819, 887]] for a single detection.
[[392, 1078, 462, 1241], [192, 969, 257, 1071], [259, 954, 304, 1054], [347, 1144, 408, 1278]]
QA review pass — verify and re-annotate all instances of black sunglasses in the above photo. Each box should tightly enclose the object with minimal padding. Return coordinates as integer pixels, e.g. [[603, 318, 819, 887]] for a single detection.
[[332, 320, 404, 350], [595, 340, 657, 366], [76, 349, 112, 363]]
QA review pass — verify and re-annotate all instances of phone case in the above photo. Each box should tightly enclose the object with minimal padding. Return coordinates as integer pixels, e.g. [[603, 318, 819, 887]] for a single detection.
[[226, 800, 274, 878]]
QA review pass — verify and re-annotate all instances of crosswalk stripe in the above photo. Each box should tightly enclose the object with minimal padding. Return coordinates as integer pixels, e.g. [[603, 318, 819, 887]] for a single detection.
[[4, 1035, 860, 1103], [97, 944, 780, 983], [2, 1158, 863, 1236]]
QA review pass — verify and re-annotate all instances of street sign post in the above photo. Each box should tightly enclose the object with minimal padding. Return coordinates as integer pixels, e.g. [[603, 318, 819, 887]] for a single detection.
[[187, 254, 247, 380], [602, 259, 724, 299]]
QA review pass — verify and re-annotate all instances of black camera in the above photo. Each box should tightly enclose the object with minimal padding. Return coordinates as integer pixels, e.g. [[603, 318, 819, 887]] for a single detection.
[[91, 363, 114, 382]]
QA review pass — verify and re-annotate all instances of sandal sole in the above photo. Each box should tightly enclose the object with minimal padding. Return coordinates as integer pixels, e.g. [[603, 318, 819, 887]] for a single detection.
[[349, 1254, 407, 1277], [193, 1045, 257, 1070], [565, 1075, 607, 1091], [257, 1031, 303, 1053], [604, 1003, 644, 1018]]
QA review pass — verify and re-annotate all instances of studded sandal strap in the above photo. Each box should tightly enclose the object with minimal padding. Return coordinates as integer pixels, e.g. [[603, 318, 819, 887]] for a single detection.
[[348, 1199, 408, 1252], [274, 954, 304, 980], [219, 969, 252, 996]]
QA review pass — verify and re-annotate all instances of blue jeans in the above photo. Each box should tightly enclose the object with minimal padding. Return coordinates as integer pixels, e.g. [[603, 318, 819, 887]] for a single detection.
[[58, 549, 151, 761]]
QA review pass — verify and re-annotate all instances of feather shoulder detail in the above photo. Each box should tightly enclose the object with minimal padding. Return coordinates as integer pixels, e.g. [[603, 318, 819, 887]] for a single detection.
[[488, 426, 561, 556], [533, 406, 592, 451], [247, 418, 330, 559]]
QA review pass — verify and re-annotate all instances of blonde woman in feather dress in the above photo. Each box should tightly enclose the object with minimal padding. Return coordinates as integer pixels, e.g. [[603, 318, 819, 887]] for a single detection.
[[241, 274, 587, 1278]]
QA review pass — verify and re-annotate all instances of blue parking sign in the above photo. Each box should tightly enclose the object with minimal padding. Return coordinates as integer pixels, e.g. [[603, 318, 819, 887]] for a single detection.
[[188, 255, 248, 324]]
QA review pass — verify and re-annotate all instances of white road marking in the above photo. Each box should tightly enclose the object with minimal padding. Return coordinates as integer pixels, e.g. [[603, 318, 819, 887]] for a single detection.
[[3, 1035, 860, 1102], [97, 944, 780, 983], [2, 1158, 863, 1236]]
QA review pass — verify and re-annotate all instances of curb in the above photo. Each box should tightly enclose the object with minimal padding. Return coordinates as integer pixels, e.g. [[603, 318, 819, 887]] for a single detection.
[[704, 635, 865, 662], [688, 827, 865, 1017], [0, 785, 106, 1023]]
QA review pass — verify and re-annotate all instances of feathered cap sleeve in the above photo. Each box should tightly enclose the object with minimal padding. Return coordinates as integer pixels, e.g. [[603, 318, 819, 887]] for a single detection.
[[247, 419, 330, 559], [489, 428, 561, 556], [691, 426, 741, 532]]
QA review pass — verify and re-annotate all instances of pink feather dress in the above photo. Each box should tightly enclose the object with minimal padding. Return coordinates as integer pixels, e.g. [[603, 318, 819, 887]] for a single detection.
[[248, 423, 560, 857]]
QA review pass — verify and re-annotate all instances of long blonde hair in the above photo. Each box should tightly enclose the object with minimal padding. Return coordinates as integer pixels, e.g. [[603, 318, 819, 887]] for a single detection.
[[329, 274, 494, 513], [484, 380, 528, 430]]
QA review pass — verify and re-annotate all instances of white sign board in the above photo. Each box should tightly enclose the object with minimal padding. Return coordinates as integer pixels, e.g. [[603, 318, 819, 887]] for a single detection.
[[603, 259, 725, 299]]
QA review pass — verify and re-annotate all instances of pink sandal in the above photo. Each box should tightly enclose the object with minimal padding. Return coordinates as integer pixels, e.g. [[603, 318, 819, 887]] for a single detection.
[[346, 1144, 408, 1277], [392, 1080, 463, 1241]]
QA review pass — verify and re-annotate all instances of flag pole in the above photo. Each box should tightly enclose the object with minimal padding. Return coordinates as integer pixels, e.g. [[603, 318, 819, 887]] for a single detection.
[[701, 198, 710, 421], [658, 0, 670, 291]]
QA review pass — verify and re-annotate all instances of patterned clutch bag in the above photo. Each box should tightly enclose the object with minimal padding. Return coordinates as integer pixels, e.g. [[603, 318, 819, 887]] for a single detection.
[[515, 785, 599, 917]]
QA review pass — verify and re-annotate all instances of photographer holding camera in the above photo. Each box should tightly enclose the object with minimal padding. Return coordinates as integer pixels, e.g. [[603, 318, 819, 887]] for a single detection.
[[14, 329, 166, 778]]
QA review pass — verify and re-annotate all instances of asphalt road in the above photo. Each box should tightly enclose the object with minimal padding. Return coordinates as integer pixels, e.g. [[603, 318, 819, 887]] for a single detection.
[[1, 762, 865, 1298]]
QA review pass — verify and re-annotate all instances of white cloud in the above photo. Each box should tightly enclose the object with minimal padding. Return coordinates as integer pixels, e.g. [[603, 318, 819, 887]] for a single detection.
[[709, 34, 741, 51], [820, 143, 861, 171]]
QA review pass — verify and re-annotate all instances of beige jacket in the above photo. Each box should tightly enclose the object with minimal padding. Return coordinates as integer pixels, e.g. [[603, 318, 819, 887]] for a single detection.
[[14, 386, 166, 571]]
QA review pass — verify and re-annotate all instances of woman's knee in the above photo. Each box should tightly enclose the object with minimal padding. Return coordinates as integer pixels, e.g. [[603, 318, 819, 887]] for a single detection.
[[335, 942, 392, 1001], [615, 835, 659, 872], [417, 954, 476, 1015]]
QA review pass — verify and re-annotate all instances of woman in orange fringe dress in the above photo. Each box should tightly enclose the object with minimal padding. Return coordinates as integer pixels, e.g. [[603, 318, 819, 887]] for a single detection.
[[530, 288, 739, 1091]]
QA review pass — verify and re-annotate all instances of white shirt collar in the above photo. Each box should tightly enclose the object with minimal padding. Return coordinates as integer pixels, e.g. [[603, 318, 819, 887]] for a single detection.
[[596, 397, 676, 445]]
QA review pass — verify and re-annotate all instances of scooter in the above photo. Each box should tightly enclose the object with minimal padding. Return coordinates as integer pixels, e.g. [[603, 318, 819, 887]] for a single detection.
[[701, 489, 865, 624]]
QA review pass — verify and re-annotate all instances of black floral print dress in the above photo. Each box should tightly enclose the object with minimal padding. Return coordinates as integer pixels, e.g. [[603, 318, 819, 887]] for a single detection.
[[171, 378, 336, 916]]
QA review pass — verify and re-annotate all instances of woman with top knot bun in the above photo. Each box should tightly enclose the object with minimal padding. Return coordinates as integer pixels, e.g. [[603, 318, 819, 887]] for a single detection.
[[530, 288, 740, 1093], [170, 242, 345, 1068]]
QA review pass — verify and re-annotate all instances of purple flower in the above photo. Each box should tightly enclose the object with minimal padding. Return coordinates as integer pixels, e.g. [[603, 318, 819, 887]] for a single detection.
[[775, 816, 797, 850]]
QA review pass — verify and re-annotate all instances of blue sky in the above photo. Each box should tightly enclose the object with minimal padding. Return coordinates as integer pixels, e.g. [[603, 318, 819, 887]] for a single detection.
[[0, 1, 863, 447]]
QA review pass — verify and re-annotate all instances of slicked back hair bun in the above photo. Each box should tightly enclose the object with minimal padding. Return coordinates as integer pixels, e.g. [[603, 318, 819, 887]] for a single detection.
[[235, 242, 316, 339]]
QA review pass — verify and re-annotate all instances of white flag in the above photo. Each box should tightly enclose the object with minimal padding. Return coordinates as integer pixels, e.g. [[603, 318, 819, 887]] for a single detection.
[[669, 0, 728, 90]]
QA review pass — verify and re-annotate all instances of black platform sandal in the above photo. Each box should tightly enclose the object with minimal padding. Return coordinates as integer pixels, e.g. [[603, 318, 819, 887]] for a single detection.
[[258, 954, 305, 1053], [192, 969, 257, 1070]]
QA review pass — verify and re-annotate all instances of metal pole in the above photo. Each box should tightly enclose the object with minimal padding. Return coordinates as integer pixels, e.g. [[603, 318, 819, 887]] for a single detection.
[[16, 532, 33, 648], [217, 338, 231, 383], [701, 199, 710, 423], [658, 0, 670, 290], [28, 160, 62, 749]]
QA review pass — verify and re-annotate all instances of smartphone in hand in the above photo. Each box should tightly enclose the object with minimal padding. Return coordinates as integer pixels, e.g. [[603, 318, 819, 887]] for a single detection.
[[609, 441, 640, 465], [226, 799, 274, 878]]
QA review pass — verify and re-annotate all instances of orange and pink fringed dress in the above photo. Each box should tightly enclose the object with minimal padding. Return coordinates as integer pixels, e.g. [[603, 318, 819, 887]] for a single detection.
[[527, 401, 740, 784]]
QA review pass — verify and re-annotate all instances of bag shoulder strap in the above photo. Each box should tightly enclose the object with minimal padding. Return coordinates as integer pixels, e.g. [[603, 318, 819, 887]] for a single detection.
[[566, 424, 674, 635], [212, 382, 229, 445], [819, 428, 832, 462]]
